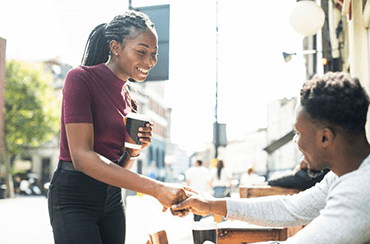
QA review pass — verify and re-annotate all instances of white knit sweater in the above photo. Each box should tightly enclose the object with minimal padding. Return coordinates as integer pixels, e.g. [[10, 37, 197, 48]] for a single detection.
[[226, 155, 370, 244]]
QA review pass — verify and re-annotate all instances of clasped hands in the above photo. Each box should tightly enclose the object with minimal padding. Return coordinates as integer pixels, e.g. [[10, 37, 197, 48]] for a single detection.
[[136, 123, 217, 217], [156, 183, 211, 218]]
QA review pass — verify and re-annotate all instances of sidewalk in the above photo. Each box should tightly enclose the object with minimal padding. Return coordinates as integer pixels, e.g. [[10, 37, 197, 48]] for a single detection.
[[0, 195, 54, 244], [125, 194, 194, 244], [0, 194, 195, 244]]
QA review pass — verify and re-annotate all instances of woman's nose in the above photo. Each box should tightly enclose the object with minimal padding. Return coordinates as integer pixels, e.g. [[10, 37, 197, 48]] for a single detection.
[[145, 55, 156, 68]]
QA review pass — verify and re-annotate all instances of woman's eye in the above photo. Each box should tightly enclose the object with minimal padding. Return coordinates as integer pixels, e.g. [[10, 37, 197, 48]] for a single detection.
[[137, 50, 146, 55], [151, 53, 158, 58]]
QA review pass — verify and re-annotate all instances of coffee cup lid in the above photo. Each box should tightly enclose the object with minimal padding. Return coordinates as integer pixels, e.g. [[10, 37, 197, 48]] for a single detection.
[[126, 112, 150, 121], [192, 221, 218, 230]]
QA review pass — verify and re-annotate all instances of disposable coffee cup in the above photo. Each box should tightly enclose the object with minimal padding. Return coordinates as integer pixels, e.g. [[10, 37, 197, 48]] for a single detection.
[[123, 113, 151, 150], [192, 221, 217, 244]]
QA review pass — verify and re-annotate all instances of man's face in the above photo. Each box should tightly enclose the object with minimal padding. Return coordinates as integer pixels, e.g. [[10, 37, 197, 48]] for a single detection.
[[293, 105, 328, 171]]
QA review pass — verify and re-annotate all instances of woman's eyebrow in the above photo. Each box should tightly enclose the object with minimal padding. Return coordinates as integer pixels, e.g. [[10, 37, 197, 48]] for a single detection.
[[137, 43, 157, 49]]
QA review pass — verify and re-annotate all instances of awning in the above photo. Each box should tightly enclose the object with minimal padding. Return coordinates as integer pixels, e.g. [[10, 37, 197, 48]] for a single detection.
[[263, 130, 295, 154]]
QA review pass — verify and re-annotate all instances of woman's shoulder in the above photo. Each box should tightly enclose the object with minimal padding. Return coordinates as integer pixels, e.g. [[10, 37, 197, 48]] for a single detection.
[[65, 65, 105, 85], [63, 66, 98, 94], [65, 66, 86, 81], [66, 65, 97, 78]]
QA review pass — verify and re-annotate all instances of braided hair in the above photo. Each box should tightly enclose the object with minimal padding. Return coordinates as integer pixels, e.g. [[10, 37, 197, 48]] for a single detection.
[[81, 10, 156, 112]]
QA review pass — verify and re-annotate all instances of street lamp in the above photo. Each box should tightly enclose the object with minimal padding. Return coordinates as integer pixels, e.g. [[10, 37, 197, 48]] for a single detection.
[[282, 50, 317, 63], [290, 0, 325, 37], [283, 52, 297, 63], [214, 0, 220, 159]]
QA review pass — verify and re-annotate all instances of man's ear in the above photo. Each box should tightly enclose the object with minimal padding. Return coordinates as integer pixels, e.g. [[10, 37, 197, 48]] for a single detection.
[[321, 127, 335, 147]]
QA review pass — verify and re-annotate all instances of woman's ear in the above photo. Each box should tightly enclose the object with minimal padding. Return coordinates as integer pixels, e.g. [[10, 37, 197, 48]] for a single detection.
[[109, 40, 121, 56]]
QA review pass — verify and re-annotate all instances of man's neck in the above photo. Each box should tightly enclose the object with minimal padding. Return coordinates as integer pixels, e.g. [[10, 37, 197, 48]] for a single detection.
[[331, 136, 370, 177]]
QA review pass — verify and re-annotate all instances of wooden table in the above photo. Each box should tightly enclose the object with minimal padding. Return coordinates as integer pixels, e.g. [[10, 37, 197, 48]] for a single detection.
[[239, 185, 301, 198], [238, 186, 304, 238], [217, 221, 287, 244]]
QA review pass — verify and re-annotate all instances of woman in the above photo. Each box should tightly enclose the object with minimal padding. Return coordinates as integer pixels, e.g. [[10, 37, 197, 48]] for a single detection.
[[48, 10, 188, 244], [211, 160, 231, 198]]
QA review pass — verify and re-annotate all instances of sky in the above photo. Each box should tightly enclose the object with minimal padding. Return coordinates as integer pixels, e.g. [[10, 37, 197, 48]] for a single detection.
[[1, 0, 306, 154]]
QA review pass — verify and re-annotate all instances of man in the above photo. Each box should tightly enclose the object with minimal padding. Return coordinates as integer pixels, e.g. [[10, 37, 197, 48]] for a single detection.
[[267, 159, 330, 190], [240, 166, 265, 187], [185, 160, 211, 221], [173, 72, 370, 243]]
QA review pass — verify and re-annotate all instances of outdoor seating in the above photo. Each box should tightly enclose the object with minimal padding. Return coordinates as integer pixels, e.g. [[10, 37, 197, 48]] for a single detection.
[[146, 230, 169, 244], [217, 221, 288, 244], [239, 185, 304, 238], [239, 185, 301, 198]]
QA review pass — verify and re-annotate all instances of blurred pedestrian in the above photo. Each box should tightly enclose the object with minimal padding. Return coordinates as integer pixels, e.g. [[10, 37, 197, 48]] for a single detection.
[[148, 161, 158, 179], [239, 166, 265, 187], [211, 160, 231, 198], [19, 178, 31, 195], [47, 10, 190, 244], [186, 160, 211, 221], [13, 176, 21, 194]]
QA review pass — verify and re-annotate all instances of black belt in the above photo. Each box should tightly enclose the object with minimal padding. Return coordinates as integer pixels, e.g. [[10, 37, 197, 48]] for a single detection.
[[59, 160, 78, 172], [59, 156, 124, 172]]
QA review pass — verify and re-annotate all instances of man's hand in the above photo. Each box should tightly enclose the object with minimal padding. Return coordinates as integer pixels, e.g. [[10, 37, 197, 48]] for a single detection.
[[171, 196, 227, 218], [153, 183, 191, 212], [171, 195, 211, 216]]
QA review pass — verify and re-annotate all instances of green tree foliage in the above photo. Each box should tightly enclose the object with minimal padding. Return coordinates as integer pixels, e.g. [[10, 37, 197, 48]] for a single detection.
[[2, 60, 60, 198], [5, 59, 60, 156]]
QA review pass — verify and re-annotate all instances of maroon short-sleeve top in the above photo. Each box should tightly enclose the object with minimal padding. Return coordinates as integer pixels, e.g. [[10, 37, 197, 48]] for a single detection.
[[59, 64, 135, 162]]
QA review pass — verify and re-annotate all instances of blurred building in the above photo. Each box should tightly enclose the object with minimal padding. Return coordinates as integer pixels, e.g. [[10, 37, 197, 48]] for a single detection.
[[223, 128, 268, 179], [264, 97, 301, 177], [218, 98, 300, 180], [165, 143, 189, 182], [131, 81, 173, 181], [0, 37, 6, 180]]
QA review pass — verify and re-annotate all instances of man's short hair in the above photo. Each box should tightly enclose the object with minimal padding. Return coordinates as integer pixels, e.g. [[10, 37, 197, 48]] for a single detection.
[[300, 72, 369, 134], [196, 160, 203, 166]]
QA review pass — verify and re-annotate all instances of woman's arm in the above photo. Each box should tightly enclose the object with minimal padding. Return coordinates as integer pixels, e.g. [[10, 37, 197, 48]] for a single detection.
[[66, 123, 187, 209]]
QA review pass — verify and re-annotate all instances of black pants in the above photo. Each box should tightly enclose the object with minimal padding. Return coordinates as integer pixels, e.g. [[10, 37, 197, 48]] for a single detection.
[[48, 161, 126, 244]]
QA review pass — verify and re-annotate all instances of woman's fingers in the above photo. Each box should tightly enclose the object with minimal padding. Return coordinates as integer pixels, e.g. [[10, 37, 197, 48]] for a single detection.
[[138, 122, 153, 148], [184, 186, 198, 195]]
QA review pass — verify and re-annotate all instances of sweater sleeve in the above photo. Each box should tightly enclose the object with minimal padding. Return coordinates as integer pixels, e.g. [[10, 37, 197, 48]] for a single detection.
[[227, 170, 370, 244], [285, 169, 370, 244], [226, 172, 335, 226]]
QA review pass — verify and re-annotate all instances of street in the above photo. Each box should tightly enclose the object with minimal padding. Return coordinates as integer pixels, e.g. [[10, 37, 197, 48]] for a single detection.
[[0, 194, 195, 244]]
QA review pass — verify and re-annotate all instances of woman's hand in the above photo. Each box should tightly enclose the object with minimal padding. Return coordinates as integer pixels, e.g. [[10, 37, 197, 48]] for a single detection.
[[138, 121, 153, 150], [125, 121, 153, 157], [154, 183, 192, 213]]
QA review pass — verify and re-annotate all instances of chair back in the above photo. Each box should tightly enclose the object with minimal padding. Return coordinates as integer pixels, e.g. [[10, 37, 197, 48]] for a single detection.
[[146, 230, 169, 244], [239, 185, 304, 238], [239, 186, 301, 198]]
